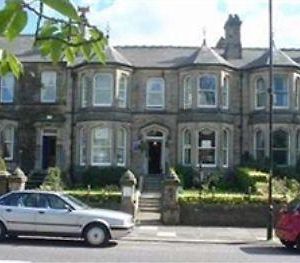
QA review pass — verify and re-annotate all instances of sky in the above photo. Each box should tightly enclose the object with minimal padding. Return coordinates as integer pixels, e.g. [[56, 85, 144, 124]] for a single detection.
[[3, 0, 300, 48]]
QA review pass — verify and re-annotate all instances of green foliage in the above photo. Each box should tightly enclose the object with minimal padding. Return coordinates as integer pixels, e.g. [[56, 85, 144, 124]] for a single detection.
[[174, 165, 197, 189], [40, 167, 64, 191], [0, 0, 107, 77], [81, 166, 127, 188], [0, 157, 7, 171]]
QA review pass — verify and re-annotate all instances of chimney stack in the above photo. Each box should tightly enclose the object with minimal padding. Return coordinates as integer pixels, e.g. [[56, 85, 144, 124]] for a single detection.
[[224, 14, 242, 59]]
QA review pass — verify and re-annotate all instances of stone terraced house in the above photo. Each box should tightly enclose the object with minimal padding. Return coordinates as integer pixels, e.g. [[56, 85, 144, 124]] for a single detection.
[[1, 14, 300, 181]]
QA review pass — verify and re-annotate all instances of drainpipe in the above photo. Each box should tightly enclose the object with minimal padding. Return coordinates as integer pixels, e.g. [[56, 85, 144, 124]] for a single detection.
[[69, 70, 77, 184], [239, 71, 244, 165]]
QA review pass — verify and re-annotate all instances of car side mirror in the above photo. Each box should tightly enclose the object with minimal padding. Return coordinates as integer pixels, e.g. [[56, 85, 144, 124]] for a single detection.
[[64, 204, 73, 212]]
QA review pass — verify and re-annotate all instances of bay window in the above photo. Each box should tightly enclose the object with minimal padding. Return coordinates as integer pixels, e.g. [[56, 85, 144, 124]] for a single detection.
[[182, 130, 191, 165], [91, 127, 111, 165], [183, 76, 192, 109], [93, 74, 113, 106], [198, 129, 216, 166], [198, 75, 217, 107]]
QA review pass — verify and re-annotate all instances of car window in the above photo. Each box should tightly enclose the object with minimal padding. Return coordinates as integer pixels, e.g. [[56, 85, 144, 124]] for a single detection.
[[37, 194, 49, 208], [47, 194, 68, 210], [21, 193, 39, 208], [0, 193, 22, 207]]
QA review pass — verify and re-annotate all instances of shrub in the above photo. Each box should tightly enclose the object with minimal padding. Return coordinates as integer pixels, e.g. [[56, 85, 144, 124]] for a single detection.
[[0, 157, 7, 171], [174, 165, 197, 189], [234, 167, 257, 193], [81, 166, 127, 188], [40, 167, 64, 191]]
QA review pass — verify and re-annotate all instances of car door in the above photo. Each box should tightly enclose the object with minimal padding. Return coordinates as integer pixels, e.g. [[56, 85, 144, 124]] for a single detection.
[[35, 193, 81, 235], [0, 193, 38, 232]]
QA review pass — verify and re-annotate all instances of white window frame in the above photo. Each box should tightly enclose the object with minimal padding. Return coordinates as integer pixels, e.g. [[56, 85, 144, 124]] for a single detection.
[[182, 129, 192, 165], [81, 75, 89, 108], [118, 74, 127, 108], [93, 73, 113, 106], [222, 130, 229, 167], [273, 74, 289, 109], [183, 76, 192, 109], [3, 126, 14, 161], [116, 128, 126, 166], [91, 127, 112, 166], [146, 77, 165, 109], [296, 130, 300, 161], [197, 74, 217, 108], [198, 129, 217, 167], [221, 76, 229, 109], [272, 130, 289, 166], [79, 128, 87, 165], [255, 77, 266, 109], [254, 130, 265, 160], [0, 73, 14, 103], [295, 77, 300, 110], [41, 71, 57, 103]]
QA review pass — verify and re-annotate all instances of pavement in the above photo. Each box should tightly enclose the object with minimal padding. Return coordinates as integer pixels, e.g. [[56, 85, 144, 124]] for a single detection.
[[123, 225, 281, 245]]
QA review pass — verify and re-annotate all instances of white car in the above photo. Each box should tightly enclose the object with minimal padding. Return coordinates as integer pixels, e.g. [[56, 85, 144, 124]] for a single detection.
[[0, 190, 134, 246]]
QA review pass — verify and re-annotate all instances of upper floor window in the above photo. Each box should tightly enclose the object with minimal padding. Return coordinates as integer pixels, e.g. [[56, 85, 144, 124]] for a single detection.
[[255, 77, 266, 109], [91, 127, 111, 165], [79, 127, 87, 165], [81, 75, 89, 107], [183, 76, 192, 109], [254, 130, 265, 160], [2, 126, 14, 160], [198, 75, 217, 107], [118, 74, 127, 108], [0, 74, 14, 103], [93, 74, 113, 106], [221, 76, 229, 109], [295, 77, 300, 109], [222, 130, 229, 167], [41, 71, 57, 103], [273, 130, 289, 166], [146, 78, 165, 109], [198, 129, 216, 166], [116, 128, 126, 166], [274, 75, 288, 108], [182, 129, 192, 165]]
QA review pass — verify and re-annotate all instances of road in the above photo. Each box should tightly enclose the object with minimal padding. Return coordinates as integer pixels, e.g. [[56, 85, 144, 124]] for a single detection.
[[0, 237, 299, 262]]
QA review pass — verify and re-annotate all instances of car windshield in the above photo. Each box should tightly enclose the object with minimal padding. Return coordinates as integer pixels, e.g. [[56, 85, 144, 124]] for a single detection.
[[61, 194, 90, 210]]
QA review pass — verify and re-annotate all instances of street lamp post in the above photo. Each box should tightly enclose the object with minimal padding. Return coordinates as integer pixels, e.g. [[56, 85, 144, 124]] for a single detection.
[[267, 0, 274, 240]]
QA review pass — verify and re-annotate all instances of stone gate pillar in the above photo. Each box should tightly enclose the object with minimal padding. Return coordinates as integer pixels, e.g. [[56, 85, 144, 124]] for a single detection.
[[120, 170, 137, 216]]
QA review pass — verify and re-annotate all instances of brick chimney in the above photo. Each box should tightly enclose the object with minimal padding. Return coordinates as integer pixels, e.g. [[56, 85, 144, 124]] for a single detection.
[[224, 14, 242, 59]]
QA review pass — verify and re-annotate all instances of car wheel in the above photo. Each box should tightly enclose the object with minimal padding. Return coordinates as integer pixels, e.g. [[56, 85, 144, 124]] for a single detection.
[[84, 224, 109, 247], [0, 222, 7, 241], [280, 239, 295, 249]]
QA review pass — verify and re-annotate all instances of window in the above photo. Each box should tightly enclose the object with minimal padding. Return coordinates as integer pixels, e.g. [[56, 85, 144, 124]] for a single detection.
[[183, 76, 192, 109], [295, 78, 300, 109], [255, 77, 266, 109], [118, 74, 127, 108], [222, 130, 229, 167], [146, 78, 165, 108], [274, 75, 288, 108], [198, 75, 217, 107], [182, 130, 192, 165], [81, 75, 89, 107], [198, 129, 216, 166], [0, 193, 22, 207], [41, 71, 57, 103], [91, 127, 111, 165], [117, 128, 126, 166], [93, 74, 113, 106], [222, 76, 229, 109], [0, 73, 14, 103], [46, 194, 68, 210], [273, 130, 289, 166], [296, 131, 300, 161], [79, 127, 87, 165], [255, 130, 265, 160], [2, 126, 14, 160]]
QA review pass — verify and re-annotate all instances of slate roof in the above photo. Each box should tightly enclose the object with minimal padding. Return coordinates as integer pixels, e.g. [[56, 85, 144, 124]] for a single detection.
[[1, 35, 300, 69]]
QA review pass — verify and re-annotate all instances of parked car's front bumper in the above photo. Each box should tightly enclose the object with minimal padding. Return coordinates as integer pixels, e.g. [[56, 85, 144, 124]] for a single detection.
[[110, 224, 134, 239]]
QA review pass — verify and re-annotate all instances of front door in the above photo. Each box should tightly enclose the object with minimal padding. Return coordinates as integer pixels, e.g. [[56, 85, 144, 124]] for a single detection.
[[148, 141, 162, 174], [42, 135, 56, 169]]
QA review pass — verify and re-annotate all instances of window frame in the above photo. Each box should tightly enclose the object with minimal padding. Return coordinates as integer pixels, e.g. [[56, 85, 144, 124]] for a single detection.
[[2, 126, 14, 161], [222, 129, 229, 167], [182, 129, 192, 165], [273, 74, 289, 109], [183, 76, 192, 109], [221, 76, 229, 109], [255, 77, 266, 109], [81, 75, 89, 108], [91, 127, 112, 166], [295, 77, 300, 110], [272, 130, 289, 166], [93, 73, 113, 107], [116, 128, 126, 166], [79, 127, 87, 166], [0, 73, 14, 103], [254, 130, 265, 160], [41, 71, 57, 103], [146, 77, 165, 109], [197, 74, 217, 108], [118, 74, 128, 108], [198, 129, 217, 167]]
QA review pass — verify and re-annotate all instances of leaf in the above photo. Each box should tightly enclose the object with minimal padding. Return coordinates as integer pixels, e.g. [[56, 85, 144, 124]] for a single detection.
[[5, 9, 27, 40], [92, 41, 106, 63], [49, 40, 64, 63], [41, 0, 79, 21], [6, 53, 23, 78], [0, 8, 13, 34], [80, 43, 91, 61], [39, 23, 59, 38], [64, 47, 76, 64]]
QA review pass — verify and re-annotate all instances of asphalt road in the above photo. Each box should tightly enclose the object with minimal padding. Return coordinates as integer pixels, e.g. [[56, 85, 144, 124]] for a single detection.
[[0, 237, 299, 262]]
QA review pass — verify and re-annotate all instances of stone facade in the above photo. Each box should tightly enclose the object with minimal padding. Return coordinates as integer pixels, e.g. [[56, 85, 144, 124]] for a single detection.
[[1, 14, 300, 181]]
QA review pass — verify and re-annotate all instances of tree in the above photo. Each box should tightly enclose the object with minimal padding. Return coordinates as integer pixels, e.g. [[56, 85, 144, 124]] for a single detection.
[[0, 0, 107, 78]]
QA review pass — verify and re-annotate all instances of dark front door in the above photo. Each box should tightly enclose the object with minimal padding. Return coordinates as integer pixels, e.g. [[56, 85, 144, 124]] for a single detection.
[[148, 141, 161, 174], [42, 136, 56, 169]]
